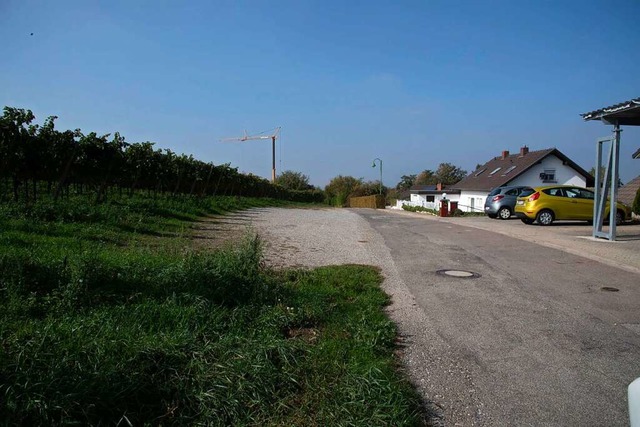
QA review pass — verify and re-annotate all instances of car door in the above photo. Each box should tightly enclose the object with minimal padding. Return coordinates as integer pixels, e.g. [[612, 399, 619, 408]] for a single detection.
[[542, 187, 569, 219], [576, 188, 595, 219], [563, 187, 584, 219]]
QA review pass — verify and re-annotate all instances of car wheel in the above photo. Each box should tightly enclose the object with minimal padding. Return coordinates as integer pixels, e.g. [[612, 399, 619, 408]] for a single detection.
[[520, 218, 534, 225], [536, 209, 554, 226], [498, 207, 511, 220]]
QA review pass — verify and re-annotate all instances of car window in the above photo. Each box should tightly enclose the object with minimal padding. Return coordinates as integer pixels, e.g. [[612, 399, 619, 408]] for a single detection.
[[578, 189, 594, 199], [565, 188, 580, 198], [488, 188, 502, 196], [543, 188, 564, 197], [519, 187, 535, 197], [505, 188, 519, 196]]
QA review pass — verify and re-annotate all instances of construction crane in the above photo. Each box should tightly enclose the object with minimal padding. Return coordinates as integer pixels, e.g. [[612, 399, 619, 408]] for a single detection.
[[221, 127, 281, 183]]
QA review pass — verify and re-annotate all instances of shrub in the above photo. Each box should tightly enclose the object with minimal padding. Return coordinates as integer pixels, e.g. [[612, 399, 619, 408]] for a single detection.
[[633, 186, 640, 216], [401, 204, 438, 215]]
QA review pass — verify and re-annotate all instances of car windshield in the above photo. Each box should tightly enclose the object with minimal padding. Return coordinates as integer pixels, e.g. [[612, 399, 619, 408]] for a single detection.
[[488, 188, 502, 196]]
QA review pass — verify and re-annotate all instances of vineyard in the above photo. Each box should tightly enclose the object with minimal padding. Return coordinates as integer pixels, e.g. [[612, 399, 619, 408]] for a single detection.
[[0, 106, 323, 204]]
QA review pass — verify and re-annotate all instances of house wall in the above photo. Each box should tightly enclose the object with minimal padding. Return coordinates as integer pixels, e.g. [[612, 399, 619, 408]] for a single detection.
[[409, 193, 457, 210], [457, 191, 488, 213], [508, 155, 587, 188]]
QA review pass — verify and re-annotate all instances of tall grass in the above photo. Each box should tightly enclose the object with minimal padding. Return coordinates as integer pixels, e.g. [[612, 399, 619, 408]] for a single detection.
[[0, 193, 424, 425]]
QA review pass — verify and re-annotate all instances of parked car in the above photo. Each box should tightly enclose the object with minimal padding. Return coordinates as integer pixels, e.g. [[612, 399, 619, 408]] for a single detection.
[[514, 185, 632, 226], [484, 186, 535, 219]]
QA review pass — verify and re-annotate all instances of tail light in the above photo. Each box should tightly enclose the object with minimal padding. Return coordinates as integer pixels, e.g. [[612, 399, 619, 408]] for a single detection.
[[492, 195, 505, 202], [528, 192, 540, 202]]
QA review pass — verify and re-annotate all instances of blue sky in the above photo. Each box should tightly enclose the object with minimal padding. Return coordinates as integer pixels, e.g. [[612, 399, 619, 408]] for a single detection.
[[2, 0, 639, 187]]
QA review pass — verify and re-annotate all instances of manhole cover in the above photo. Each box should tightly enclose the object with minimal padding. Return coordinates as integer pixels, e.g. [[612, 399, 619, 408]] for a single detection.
[[601, 287, 619, 292], [436, 269, 481, 279]]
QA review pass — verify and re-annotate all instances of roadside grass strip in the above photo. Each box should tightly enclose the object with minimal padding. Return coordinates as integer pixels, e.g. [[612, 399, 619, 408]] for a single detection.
[[0, 194, 423, 425]]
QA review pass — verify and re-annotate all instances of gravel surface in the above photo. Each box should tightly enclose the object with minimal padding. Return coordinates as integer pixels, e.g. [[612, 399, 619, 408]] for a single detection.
[[207, 207, 448, 425], [198, 206, 640, 426]]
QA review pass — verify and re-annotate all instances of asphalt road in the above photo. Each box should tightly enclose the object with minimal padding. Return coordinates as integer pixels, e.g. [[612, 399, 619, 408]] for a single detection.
[[356, 209, 640, 426]]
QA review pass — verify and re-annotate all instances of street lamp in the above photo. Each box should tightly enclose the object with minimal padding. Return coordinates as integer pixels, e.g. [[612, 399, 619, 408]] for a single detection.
[[371, 158, 383, 195]]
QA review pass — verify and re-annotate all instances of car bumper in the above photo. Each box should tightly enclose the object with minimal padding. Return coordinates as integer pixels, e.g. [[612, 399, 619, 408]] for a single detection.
[[515, 211, 535, 220]]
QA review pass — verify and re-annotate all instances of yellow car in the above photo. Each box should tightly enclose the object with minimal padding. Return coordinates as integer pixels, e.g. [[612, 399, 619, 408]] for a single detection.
[[514, 185, 632, 226]]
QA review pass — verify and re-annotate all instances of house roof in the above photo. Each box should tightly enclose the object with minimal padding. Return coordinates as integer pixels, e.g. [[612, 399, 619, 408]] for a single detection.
[[618, 175, 640, 207], [409, 184, 460, 194], [452, 148, 593, 192], [581, 97, 640, 126]]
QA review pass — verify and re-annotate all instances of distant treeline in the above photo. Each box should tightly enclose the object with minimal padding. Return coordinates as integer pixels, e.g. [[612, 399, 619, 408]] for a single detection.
[[0, 106, 323, 204]]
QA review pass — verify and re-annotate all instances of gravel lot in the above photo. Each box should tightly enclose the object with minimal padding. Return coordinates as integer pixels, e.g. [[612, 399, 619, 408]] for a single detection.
[[203, 207, 450, 424]]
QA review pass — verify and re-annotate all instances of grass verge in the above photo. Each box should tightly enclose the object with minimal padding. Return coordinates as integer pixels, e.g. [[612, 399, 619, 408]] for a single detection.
[[0, 194, 424, 425]]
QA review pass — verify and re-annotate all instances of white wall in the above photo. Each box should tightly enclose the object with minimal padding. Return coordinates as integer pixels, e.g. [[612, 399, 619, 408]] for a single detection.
[[509, 155, 587, 187], [457, 190, 488, 213]]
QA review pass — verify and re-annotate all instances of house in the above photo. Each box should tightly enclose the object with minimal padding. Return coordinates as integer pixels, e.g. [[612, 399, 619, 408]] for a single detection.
[[404, 183, 459, 210], [447, 146, 593, 213], [619, 175, 640, 209]]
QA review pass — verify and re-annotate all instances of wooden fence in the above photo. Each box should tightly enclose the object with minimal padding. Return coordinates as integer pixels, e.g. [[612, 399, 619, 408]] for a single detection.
[[349, 195, 386, 209]]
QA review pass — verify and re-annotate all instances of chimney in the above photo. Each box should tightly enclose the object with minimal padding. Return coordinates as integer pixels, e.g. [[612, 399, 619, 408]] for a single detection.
[[436, 183, 442, 191], [501, 150, 510, 160], [519, 145, 529, 157]]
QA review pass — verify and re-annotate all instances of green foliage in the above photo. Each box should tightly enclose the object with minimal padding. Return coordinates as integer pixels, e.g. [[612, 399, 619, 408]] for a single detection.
[[633, 186, 640, 215], [0, 106, 317, 204], [413, 163, 467, 186], [275, 170, 312, 190], [402, 204, 438, 215], [415, 169, 436, 185], [434, 162, 467, 185], [324, 175, 363, 206], [396, 174, 416, 191], [351, 180, 387, 197]]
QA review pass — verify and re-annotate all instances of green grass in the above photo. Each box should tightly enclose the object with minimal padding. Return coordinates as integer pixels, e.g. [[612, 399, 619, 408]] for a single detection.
[[0, 194, 424, 425]]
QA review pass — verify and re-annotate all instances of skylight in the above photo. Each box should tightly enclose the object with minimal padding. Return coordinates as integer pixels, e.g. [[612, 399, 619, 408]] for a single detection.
[[474, 168, 486, 177], [502, 165, 517, 175], [488, 167, 501, 176]]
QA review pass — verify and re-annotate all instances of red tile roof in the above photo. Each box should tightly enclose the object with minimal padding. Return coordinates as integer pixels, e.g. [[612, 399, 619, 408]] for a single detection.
[[619, 175, 640, 207]]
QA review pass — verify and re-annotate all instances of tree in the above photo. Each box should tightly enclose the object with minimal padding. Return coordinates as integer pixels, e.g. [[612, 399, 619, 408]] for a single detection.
[[434, 163, 467, 185], [351, 180, 387, 197], [275, 170, 311, 190], [396, 174, 416, 191], [415, 169, 436, 185], [324, 175, 362, 207]]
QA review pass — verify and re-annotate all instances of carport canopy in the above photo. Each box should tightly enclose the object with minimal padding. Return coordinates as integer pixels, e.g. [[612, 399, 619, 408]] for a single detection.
[[581, 97, 640, 240], [581, 98, 640, 126]]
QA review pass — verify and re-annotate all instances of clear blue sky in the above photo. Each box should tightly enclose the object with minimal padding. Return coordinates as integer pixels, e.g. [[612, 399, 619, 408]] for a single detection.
[[2, 0, 639, 187]]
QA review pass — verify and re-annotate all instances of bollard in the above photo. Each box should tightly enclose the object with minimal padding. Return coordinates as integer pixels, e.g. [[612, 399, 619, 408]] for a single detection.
[[631, 377, 640, 426]]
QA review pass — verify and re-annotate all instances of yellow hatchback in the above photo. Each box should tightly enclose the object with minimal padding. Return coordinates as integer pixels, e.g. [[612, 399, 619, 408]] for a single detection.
[[514, 185, 632, 226]]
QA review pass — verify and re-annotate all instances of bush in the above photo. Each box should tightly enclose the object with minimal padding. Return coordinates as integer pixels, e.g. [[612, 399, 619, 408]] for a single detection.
[[401, 204, 438, 215], [633, 186, 640, 216]]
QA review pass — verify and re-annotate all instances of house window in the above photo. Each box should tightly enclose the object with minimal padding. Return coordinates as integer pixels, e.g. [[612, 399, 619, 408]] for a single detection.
[[502, 165, 517, 175], [541, 169, 556, 183], [489, 167, 501, 176], [426, 195, 435, 202]]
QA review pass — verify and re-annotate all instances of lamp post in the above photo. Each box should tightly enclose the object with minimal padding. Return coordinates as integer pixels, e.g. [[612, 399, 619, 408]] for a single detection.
[[371, 158, 383, 195]]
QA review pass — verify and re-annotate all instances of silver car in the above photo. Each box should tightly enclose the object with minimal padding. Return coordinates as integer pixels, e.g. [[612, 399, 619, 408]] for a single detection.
[[485, 186, 534, 219]]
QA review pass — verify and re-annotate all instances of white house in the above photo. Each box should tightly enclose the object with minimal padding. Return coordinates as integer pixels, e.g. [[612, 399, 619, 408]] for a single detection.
[[406, 146, 593, 213]]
